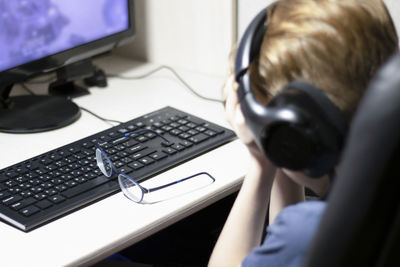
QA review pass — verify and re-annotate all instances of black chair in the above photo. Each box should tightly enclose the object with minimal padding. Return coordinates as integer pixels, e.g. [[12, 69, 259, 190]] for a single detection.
[[303, 52, 400, 267]]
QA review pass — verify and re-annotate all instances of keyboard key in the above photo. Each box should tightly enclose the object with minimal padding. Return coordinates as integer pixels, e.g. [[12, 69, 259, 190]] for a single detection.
[[180, 141, 193, 148], [0, 174, 8, 183], [161, 141, 173, 147], [130, 148, 156, 160], [0, 191, 11, 200], [128, 161, 144, 170], [20, 191, 33, 198], [179, 133, 191, 139], [2, 195, 23, 206], [163, 147, 177, 155], [55, 185, 68, 192], [149, 151, 168, 161], [124, 140, 139, 148], [171, 144, 185, 151], [5, 170, 19, 178], [48, 195, 66, 204], [11, 197, 36, 211], [126, 144, 147, 153], [34, 193, 48, 200], [36, 200, 52, 210], [120, 166, 133, 174], [186, 122, 197, 128], [203, 123, 225, 134], [62, 175, 110, 198], [188, 133, 209, 144], [136, 135, 148, 142], [40, 158, 53, 165], [5, 180, 18, 188], [26, 161, 40, 170], [204, 130, 217, 137], [45, 189, 58, 196], [65, 181, 78, 188], [138, 157, 155, 165], [20, 206, 40, 217], [178, 119, 188, 125]]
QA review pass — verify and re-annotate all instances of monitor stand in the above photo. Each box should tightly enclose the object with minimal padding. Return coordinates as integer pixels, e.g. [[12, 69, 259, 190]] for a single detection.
[[0, 58, 108, 133], [48, 59, 107, 98], [0, 84, 81, 133]]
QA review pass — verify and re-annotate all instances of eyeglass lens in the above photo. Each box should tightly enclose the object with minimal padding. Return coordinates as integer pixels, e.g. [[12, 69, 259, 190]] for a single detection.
[[118, 174, 144, 202], [96, 148, 113, 177]]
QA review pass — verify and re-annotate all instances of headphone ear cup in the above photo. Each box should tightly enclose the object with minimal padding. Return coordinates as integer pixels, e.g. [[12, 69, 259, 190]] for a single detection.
[[263, 124, 315, 170]]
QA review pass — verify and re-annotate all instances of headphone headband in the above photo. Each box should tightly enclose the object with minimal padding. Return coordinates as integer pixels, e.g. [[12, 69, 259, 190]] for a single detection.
[[235, 7, 268, 81]]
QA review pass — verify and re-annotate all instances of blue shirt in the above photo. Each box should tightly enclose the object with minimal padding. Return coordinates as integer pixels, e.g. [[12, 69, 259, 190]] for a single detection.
[[242, 201, 326, 267]]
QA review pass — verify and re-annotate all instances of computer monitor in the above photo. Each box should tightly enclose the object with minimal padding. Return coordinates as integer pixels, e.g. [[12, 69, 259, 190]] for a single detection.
[[0, 0, 135, 133]]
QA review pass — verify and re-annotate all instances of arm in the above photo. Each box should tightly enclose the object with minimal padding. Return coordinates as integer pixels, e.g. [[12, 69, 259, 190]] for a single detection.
[[210, 75, 331, 266], [209, 76, 276, 266], [208, 149, 276, 267], [269, 169, 330, 224], [269, 169, 305, 224]]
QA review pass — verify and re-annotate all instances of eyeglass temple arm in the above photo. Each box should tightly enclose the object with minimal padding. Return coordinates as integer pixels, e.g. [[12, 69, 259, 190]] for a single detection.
[[146, 172, 215, 193]]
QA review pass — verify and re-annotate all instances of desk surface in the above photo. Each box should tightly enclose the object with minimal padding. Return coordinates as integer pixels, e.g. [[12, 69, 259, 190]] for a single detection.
[[0, 56, 249, 266]]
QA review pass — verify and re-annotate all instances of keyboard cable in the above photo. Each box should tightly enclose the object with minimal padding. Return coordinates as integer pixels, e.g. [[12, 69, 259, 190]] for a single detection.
[[19, 83, 124, 126], [106, 65, 224, 104], [19, 64, 224, 125]]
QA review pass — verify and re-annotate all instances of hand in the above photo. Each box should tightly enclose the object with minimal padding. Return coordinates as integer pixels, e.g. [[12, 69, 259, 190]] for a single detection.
[[222, 75, 270, 165]]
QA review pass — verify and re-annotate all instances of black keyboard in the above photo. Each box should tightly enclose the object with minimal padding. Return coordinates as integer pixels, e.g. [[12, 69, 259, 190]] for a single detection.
[[0, 106, 236, 232]]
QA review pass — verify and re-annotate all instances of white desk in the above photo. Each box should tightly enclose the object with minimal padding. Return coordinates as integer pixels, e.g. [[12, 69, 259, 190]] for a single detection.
[[0, 55, 249, 266]]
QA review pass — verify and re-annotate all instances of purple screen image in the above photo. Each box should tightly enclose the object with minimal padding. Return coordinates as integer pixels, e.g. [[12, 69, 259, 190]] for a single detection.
[[0, 0, 129, 72]]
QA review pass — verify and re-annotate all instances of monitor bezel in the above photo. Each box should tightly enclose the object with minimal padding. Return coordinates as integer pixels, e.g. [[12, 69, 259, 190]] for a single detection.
[[0, 0, 135, 88]]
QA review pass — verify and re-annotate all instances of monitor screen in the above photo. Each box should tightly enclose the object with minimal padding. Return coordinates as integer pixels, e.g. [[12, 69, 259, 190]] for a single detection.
[[0, 0, 135, 133], [0, 0, 132, 73]]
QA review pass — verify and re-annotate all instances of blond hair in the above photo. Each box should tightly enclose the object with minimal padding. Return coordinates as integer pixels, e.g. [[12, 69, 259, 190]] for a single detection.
[[248, 0, 398, 120]]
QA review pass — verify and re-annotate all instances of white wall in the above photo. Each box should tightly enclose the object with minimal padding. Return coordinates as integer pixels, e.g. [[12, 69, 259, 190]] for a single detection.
[[116, 0, 236, 76], [237, 0, 400, 42], [236, 0, 273, 39], [115, 0, 400, 77], [386, 0, 400, 37]]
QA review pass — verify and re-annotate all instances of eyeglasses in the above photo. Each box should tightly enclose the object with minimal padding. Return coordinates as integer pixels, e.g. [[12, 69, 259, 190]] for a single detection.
[[95, 129, 215, 203]]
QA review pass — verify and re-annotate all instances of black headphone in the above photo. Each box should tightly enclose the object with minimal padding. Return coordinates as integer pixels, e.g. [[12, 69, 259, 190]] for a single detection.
[[235, 7, 347, 178]]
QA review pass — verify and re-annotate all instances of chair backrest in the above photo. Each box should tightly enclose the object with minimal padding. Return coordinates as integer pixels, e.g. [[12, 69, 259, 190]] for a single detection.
[[303, 52, 400, 267]]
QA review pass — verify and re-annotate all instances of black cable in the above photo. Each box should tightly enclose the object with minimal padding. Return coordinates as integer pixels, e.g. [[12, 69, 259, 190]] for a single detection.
[[19, 64, 224, 125], [79, 106, 124, 125], [20, 83, 35, 95], [22, 65, 224, 103], [19, 82, 123, 126], [25, 75, 57, 84], [107, 65, 224, 104], [107, 65, 166, 80]]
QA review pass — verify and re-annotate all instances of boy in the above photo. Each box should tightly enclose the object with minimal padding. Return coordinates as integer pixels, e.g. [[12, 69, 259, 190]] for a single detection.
[[209, 0, 398, 266]]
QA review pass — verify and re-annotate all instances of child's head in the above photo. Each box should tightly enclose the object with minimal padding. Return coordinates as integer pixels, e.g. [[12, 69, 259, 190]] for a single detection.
[[247, 0, 398, 121], [231, 0, 398, 192]]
